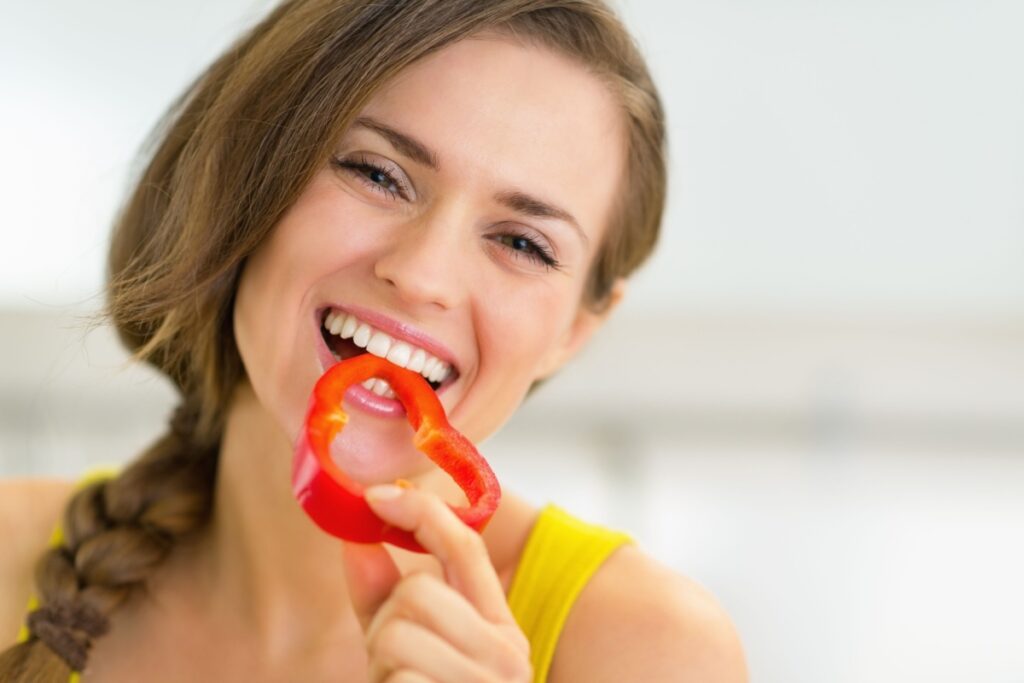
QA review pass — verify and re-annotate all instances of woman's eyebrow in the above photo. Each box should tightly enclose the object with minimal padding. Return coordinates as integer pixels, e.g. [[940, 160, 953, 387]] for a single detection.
[[353, 116, 439, 170], [494, 190, 588, 247], [353, 116, 587, 247]]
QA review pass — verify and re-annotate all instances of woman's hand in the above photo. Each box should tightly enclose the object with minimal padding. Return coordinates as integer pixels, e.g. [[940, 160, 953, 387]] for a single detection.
[[341, 484, 532, 683]]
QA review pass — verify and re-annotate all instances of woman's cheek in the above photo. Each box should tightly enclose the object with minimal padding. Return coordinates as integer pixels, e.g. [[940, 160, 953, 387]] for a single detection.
[[457, 316, 555, 440]]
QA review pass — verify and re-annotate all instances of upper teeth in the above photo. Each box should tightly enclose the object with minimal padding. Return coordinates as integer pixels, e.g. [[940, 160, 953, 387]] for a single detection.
[[324, 310, 454, 388]]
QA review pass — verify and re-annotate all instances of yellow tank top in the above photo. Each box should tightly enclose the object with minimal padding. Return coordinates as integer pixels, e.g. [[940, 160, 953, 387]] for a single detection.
[[506, 504, 632, 681], [16, 469, 631, 683]]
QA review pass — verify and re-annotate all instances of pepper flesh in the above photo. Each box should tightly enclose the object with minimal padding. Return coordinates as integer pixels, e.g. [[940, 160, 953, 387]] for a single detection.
[[292, 354, 501, 553]]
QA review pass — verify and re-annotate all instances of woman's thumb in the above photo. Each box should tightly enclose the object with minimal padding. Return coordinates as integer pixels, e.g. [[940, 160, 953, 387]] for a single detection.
[[341, 541, 401, 633]]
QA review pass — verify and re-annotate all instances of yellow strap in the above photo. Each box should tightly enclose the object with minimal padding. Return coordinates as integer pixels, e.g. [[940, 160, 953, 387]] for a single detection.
[[15, 465, 121, 682], [506, 505, 631, 683]]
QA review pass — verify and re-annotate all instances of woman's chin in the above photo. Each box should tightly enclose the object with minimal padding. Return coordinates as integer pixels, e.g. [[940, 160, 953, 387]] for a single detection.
[[326, 414, 430, 485]]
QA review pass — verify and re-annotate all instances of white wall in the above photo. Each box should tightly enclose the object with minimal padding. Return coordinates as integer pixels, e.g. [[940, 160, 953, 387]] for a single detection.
[[2, 2, 1023, 681]]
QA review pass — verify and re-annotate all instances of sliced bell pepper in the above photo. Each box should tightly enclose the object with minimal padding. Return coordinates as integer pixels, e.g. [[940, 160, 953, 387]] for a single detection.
[[292, 353, 501, 553]]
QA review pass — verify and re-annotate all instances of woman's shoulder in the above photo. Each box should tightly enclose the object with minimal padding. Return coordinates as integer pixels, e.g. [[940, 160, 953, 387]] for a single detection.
[[0, 476, 78, 644], [551, 541, 749, 683], [0, 476, 78, 559]]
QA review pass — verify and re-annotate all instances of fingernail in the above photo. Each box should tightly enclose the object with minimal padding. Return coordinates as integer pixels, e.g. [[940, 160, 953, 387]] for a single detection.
[[365, 484, 403, 503]]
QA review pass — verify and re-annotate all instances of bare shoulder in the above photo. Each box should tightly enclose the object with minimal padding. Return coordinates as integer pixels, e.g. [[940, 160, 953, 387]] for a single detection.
[[0, 477, 77, 644], [549, 544, 748, 683]]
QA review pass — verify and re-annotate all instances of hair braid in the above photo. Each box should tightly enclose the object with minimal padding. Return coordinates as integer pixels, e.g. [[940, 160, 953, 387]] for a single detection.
[[0, 402, 219, 681]]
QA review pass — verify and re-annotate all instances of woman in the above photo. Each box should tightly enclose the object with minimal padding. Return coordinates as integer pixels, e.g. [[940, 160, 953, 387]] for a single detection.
[[0, 0, 746, 680]]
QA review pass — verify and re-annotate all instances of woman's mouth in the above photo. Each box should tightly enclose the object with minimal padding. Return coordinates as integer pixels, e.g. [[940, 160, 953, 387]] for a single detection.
[[318, 308, 459, 400]]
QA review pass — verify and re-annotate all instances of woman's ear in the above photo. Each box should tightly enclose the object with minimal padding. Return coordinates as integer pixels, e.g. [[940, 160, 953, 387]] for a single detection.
[[536, 278, 626, 380]]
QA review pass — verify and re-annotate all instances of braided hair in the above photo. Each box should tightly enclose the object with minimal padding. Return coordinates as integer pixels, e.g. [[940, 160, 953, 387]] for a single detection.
[[0, 403, 217, 679]]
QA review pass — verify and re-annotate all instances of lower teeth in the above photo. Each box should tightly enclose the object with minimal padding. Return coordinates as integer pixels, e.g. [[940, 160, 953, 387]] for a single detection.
[[361, 377, 397, 400]]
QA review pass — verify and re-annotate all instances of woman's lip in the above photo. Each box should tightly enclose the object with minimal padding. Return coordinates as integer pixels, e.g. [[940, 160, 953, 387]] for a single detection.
[[343, 382, 407, 418]]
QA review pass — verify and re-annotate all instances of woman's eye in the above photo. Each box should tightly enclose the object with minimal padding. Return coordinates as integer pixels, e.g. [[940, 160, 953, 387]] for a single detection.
[[331, 155, 408, 200], [493, 233, 561, 271]]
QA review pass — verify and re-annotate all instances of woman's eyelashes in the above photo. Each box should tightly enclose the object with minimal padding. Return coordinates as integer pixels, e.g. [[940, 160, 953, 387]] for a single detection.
[[489, 232, 562, 270], [331, 153, 562, 271], [332, 154, 409, 200]]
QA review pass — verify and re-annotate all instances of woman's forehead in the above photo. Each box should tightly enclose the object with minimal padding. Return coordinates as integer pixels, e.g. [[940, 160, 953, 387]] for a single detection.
[[351, 36, 627, 250]]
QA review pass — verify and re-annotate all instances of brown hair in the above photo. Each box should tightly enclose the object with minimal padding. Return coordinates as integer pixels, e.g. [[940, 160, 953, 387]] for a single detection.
[[0, 0, 665, 678]]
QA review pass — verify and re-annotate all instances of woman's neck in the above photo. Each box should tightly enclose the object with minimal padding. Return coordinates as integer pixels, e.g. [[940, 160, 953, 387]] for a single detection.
[[156, 381, 364, 662]]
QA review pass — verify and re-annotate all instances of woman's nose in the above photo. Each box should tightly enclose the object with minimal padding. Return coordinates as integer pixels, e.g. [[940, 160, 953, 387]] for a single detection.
[[373, 218, 466, 311]]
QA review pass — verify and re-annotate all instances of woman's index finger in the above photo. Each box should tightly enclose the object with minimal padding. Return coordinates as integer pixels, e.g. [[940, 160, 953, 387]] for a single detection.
[[364, 484, 513, 624]]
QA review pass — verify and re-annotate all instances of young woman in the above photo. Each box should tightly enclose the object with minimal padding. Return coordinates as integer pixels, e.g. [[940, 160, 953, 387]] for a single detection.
[[0, 1, 747, 680]]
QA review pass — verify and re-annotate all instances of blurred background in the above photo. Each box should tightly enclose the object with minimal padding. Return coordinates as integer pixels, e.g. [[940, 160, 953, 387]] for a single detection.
[[2, 1, 1022, 680]]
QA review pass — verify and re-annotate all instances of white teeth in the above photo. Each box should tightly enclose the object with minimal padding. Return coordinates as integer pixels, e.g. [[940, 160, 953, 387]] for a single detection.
[[353, 323, 372, 348], [324, 310, 454, 385], [370, 379, 390, 397], [429, 363, 446, 384], [408, 348, 427, 373], [433, 364, 451, 384], [366, 331, 392, 358], [387, 342, 412, 367], [360, 378, 397, 399], [340, 315, 358, 339]]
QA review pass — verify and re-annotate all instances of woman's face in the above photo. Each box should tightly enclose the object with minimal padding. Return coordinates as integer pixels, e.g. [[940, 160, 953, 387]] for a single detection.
[[234, 35, 626, 484]]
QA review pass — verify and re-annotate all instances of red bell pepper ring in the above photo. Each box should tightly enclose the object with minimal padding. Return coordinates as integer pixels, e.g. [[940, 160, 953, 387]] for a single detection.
[[292, 354, 501, 553]]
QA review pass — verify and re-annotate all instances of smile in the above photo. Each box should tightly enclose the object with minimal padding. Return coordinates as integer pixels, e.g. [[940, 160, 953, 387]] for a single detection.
[[321, 309, 456, 399]]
